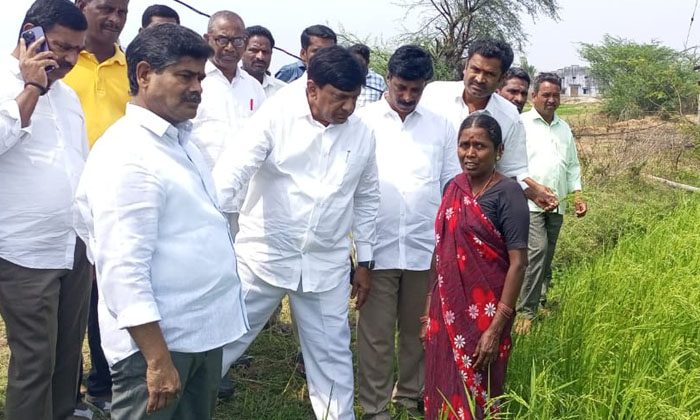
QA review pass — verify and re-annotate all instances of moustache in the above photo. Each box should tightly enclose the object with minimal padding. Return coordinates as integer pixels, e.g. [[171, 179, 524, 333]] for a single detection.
[[181, 92, 201, 104], [397, 100, 416, 108]]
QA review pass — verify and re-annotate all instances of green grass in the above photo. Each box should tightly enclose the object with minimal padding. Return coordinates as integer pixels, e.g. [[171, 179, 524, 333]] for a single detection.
[[505, 194, 700, 419], [522, 102, 599, 117]]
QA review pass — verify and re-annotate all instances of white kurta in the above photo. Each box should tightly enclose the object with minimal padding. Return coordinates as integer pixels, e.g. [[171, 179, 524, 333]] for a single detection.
[[356, 98, 461, 270], [74, 104, 248, 366], [421, 80, 530, 187], [213, 85, 380, 420]]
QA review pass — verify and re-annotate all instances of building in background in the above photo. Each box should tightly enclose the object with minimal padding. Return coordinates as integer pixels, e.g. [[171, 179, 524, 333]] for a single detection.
[[555, 65, 599, 97]]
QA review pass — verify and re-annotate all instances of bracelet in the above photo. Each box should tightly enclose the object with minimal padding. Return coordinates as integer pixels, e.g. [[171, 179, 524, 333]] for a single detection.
[[25, 82, 47, 96], [496, 302, 515, 319], [419, 315, 430, 324]]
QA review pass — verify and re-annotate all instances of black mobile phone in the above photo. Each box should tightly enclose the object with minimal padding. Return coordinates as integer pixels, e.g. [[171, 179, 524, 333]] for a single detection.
[[20, 26, 54, 72]]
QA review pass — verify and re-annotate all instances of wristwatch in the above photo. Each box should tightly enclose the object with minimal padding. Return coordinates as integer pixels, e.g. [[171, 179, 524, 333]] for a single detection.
[[357, 260, 375, 270]]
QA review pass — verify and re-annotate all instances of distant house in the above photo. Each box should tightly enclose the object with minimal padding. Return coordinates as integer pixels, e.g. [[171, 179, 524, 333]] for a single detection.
[[555, 65, 599, 97]]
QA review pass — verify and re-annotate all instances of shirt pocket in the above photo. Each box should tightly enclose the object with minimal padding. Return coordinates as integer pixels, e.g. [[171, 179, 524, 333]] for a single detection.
[[407, 142, 440, 182]]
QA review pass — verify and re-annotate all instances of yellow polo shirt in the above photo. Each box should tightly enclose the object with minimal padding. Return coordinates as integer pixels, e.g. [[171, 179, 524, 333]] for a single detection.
[[63, 45, 130, 147]]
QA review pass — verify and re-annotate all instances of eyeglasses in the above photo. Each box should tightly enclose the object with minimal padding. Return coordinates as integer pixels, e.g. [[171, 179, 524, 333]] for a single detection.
[[213, 36, 247, 48]]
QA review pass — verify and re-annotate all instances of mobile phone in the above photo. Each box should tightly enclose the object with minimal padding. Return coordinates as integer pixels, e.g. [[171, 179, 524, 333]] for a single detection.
[[20, 26, 54, 72], [20, 26, 49, 53]]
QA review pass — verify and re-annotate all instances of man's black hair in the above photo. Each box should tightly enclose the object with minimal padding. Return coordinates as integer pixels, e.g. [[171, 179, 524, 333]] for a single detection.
[[142, 4, 180, 27], [387, 45, 434, 81], [533, 72, 562, 93], [301, 25, 337, 50], [19, 0, 87, 39], [466, 39, 514, 75], [348, 44, 370, 63], [459, 111, 503, 149], [307, 45, 365, 92], [126, 23, 212, 95], [246, 25, 275, 49], [501, 67, 531, 87]]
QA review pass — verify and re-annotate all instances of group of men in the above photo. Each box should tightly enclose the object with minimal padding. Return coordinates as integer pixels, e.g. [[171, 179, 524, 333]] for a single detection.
[[0, 0, 587, 420]]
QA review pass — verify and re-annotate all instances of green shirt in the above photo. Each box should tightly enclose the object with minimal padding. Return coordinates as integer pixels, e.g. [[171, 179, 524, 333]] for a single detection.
[[521, 108, 582, 214]]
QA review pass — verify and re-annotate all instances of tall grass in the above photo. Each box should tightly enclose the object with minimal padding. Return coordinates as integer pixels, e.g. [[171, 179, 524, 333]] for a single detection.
[[505, 197, 700, 419]]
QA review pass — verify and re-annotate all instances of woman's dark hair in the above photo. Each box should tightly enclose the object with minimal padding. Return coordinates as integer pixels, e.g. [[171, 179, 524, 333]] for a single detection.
[[126, 23, 212, 95], [459, 111, 503, 149], [246, 25, 275, 49], [301, 25, 337, 49], [307, 45, 365, 92], [533, 72, 562, 93], [387, 45, 434, 81], [19, 0, 87, 39], [466, 39, 514, 75], [142, 4, 180, 27]]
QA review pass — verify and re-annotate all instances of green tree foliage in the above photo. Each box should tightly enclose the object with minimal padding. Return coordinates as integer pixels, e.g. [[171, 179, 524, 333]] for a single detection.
[[519, 56, 537, 82], [402, 0, 560, 80], [580, 35, 699, 119]]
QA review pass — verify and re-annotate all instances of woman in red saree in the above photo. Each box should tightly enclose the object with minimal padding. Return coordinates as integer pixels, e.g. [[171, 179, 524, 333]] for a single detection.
[[421, 112, 529, 419]]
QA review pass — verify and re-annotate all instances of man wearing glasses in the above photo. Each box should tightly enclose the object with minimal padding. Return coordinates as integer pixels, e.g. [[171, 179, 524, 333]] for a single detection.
[[191, 10, 265, 172]]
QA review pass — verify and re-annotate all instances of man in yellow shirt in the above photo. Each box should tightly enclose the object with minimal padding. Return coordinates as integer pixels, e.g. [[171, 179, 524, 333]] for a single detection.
[[64, 0, 130, 147], [63, 1, 129, 418]]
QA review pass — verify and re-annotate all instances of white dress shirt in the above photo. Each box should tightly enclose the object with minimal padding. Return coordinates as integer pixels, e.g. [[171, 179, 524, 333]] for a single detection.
[[421, 80, 530, 185], [213, 86, 380, 293], [191, 61, 266, 170], [521, 108, 582, 214], [357, 98, 461, 270], [0, 55, 88, 269], [262, 73, 287, 98], [74, 104, 248, 366]]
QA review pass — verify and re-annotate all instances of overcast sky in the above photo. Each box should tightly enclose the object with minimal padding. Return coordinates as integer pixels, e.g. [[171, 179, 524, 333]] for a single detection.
[[1, 0, 697, 75]]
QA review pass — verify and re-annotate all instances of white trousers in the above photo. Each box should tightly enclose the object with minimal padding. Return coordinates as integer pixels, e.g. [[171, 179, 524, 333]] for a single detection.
[[222, 258, 355, 420]]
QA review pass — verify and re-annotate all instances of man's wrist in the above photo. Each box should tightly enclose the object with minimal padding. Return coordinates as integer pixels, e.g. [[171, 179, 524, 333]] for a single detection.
[[357, 260, 375, 270]]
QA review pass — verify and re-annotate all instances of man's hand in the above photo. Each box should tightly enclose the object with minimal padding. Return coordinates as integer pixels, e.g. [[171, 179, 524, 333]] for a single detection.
[[18, 37, 57, 90], [145, 357, 181, 414], [526, 185, 558, 211], [351, 266, 371, 309], [574, 196, 588, 218]]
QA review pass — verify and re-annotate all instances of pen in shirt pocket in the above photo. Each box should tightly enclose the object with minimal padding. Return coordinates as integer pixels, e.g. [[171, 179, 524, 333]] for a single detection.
[[345, 150, 351, 162], [250, 98, 254, 111]]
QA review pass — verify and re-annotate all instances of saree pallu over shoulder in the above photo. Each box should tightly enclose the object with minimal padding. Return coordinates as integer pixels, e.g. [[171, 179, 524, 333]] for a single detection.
[[424, 173, 514, 420]]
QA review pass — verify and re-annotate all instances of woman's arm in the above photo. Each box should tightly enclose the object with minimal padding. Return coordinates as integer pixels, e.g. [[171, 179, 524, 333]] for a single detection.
[[473, 248, 528, 370], [419, 251, 437, 349]]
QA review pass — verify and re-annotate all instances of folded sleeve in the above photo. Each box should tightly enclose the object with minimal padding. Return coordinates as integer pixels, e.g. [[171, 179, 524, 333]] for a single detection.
[[0, 99, 32, 156]]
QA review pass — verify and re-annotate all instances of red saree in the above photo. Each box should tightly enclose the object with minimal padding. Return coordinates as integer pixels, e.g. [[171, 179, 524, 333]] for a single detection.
[[424, 173, 514, 420]]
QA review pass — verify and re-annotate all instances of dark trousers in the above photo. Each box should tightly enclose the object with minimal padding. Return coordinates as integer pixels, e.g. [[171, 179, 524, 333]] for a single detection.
[[0, 241, 91, 420], [110, 348, 223, 420], [86, 277, 112, 396]]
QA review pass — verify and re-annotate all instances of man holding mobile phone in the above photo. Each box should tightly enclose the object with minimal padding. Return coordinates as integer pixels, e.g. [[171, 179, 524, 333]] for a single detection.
[[0, 1, 89, 420]]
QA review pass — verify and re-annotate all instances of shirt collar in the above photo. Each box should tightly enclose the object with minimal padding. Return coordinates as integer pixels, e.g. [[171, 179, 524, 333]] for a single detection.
[[79, 44, 126, 65], [379, 94, 425, 120], [527, 108, 560, 125], [126, 103, 193, 145], [206, 60, 243, 84]]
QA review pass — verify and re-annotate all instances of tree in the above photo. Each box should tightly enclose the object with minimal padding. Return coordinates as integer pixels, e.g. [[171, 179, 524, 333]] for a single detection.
[[519, 56, 537, 82], [580, 35, 699, 119], [401, 0, 560, 80]]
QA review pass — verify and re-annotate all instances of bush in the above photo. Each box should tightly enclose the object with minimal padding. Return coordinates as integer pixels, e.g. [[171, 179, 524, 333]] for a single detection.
[[580, 36, 699, 119]]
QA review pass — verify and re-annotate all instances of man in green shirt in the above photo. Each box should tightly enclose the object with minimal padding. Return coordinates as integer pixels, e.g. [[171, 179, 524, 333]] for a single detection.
[[515, 72, 588, 334]]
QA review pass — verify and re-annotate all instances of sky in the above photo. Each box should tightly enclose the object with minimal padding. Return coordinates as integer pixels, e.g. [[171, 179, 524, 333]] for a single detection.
[[0, 0, 698, 74]]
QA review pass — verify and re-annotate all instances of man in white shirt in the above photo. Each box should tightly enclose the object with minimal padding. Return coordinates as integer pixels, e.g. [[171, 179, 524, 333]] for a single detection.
[[515, 73, 587, 335], [241, 25, 287, 98], [73, 23, 248, 420], [421, 39, 557, 211], [355, 45, 461, 420], [0, 2, 90, 419], [213, 45, 380, 420], [192, 10, 266, 170]]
